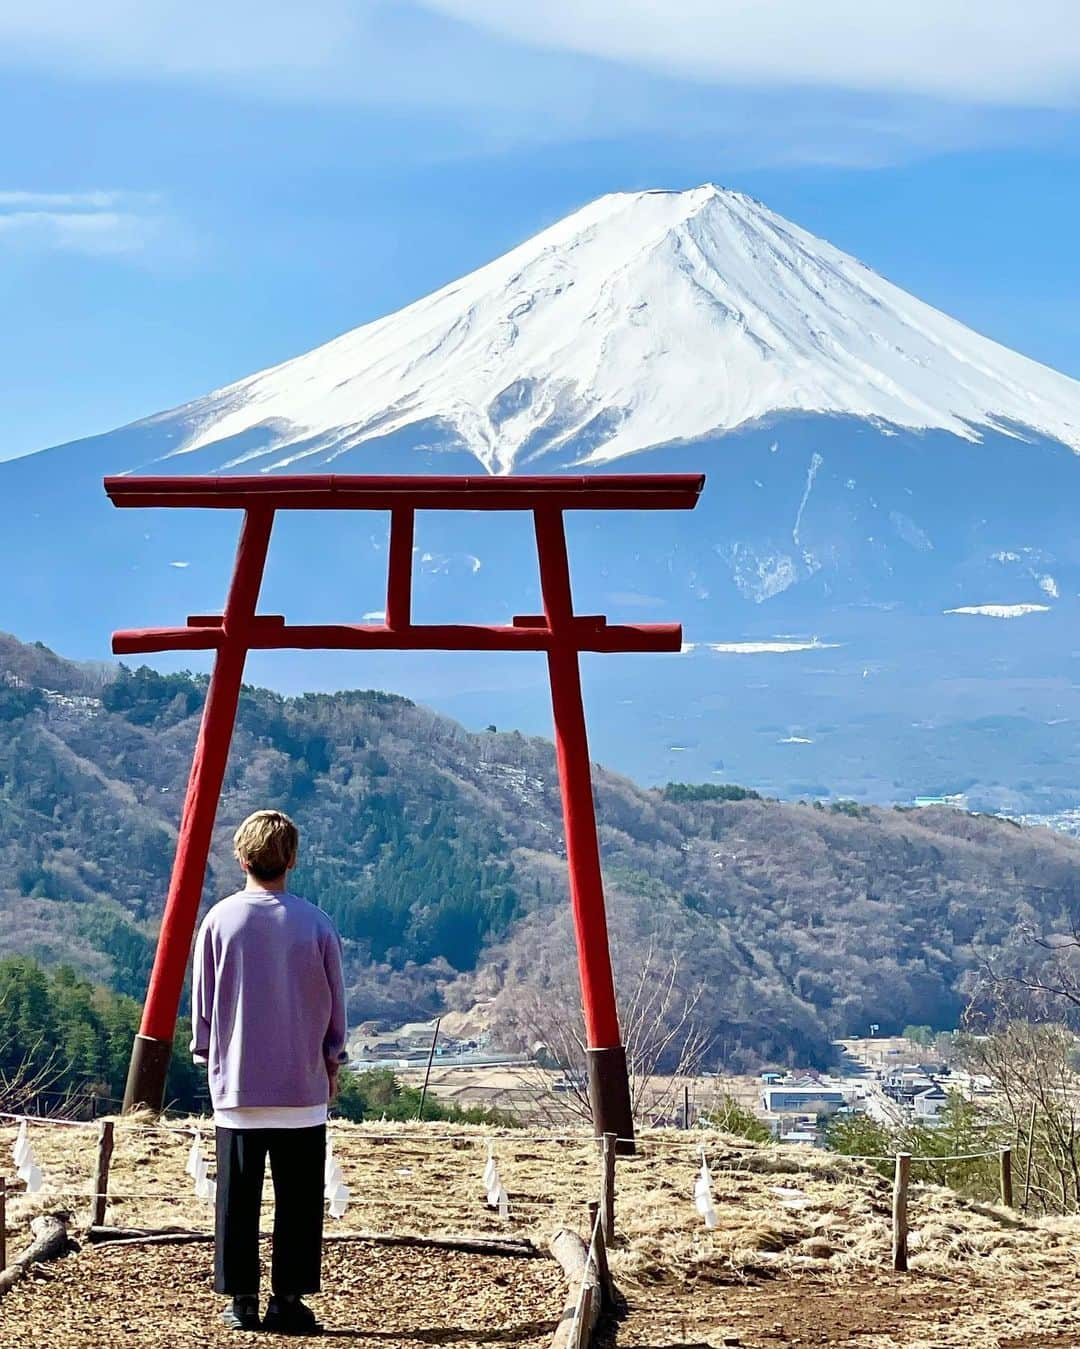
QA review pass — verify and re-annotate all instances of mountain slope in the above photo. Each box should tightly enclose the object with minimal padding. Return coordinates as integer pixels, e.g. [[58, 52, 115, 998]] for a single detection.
[[5, 632, 1080, 1068], [107, 185, 1080, 475], [3, 187, 1080, 811]]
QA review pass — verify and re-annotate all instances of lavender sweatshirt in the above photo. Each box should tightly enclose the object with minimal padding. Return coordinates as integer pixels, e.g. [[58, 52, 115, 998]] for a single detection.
[[190, 889, 348, 1110]]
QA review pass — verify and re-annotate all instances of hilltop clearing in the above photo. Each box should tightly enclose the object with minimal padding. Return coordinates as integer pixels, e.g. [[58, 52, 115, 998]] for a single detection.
[[1, 1118, 1079, 1346]]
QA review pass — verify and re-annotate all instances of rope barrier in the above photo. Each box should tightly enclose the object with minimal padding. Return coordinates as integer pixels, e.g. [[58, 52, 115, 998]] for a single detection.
[[1, 1108, 1010, 1166], [0, 1115, 730, 1148], [25, 1186, 564, 1210], [0, 1116, 607, 1145], [838, 1149, 1003, 1162], [0, 1109, 98, 1129]]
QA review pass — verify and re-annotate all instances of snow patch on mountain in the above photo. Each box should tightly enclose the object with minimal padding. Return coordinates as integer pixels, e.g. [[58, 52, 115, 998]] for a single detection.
[[151, 185, 1080, 475], [723, 543, 801, 603], [707, 638, 840, 654]]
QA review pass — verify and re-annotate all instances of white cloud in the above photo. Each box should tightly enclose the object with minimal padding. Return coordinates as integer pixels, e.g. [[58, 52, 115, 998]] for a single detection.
[[0, 3, 535, 110], [0, 190, 128, 209], [707, 638, 841, 655], [0, 190, 165, 258], [0, 209, 155, 257], [0, 2, 1074, 168], [426, 1, 1080, 107], [0, 1, 1075, 110], [944, 603, 1051, 618]]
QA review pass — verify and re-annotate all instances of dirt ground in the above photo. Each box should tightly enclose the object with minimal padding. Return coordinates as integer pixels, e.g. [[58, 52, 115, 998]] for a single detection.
[[600, 1271, 1080, 1348], [5, 1118, 1080, 1347], [0, 1238, 562, 1347]]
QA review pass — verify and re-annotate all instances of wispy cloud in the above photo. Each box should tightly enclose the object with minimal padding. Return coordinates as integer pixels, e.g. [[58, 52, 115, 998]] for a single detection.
[[5, 1, 1078, 108], [0, 2, 1075, 168], [0, 190, 162, 257], [0, 189, 128, 209], [426, 1, 1080, 107]]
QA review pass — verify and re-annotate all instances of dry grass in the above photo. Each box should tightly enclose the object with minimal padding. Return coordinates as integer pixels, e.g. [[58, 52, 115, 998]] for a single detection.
[[5, 1119, 1080, 1345]]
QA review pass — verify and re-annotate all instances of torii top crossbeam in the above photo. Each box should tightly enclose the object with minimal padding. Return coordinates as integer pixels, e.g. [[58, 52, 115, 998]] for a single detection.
[[107, 471, 705, 1150], [105, 472, 702, 510], [106, 474, 703, 656]]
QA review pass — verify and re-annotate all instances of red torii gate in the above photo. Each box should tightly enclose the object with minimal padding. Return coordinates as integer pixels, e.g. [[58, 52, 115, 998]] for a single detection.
[[106, 472, 705, 1147]]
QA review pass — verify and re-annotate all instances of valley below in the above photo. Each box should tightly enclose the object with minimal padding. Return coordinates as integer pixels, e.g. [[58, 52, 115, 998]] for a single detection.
[[4, 628, 1080, 1071]]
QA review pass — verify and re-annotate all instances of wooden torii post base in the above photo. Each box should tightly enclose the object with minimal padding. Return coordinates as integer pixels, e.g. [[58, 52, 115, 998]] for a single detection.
[[106, 473, 705, 1151]]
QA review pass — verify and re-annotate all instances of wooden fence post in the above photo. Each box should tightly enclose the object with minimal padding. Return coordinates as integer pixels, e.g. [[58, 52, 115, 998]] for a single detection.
[[0, 1176, 7, 1273], [999, 1147, 1013, 1208], [1022, 1102, 1037, 1210], [550, 1228, 601, 1349], [416, 1017, 442, 1122], [892, 1153, 911, 1273], [92, 1121, 115, 1228], [588, 1201, 615, 1309], [600, 1132, 616, 1247], [575, 1284, 596, 1349]]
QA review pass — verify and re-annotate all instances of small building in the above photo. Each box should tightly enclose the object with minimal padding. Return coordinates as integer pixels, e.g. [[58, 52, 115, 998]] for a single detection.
[[912, 1085, 949, 1120], [882, 1068, 938, 1104], [761, 1085, 846, 1114]]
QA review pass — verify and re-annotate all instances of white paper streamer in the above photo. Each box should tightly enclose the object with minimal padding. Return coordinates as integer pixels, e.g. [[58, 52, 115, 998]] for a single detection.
[[186, 1133, 214, 1204], [324, 1136, 348, 1218], [694, 1151, 718, 1229], [13, 1121, 44, 1195], [328, 1183, 349, 1219], [185, 1133, 203, 1180], [483, 1144, 510, 1219], [13, 1121, 30, 1168]]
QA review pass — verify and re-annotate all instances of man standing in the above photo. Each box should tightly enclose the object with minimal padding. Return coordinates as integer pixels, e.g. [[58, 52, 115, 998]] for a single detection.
[[191, 809, 348, 1333]]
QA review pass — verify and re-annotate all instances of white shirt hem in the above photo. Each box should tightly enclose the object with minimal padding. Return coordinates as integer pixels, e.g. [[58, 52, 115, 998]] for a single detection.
[[213, 1104, 328, 1130]]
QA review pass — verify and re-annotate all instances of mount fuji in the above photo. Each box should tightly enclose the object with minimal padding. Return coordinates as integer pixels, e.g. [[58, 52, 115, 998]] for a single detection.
[[4, 185, 1080, 811]]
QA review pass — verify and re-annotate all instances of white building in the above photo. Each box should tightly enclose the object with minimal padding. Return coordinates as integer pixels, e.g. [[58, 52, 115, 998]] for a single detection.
[[912, 1085, 949, 1121]]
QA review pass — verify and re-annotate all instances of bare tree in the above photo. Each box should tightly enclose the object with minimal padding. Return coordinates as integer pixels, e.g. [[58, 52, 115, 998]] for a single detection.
[[960, 1011, 1080, 1214], [620, 943, 713, 1122], [504, 939, 713, 1127], [0, 1032, 78, 1118], [980, 915, 1080, 1024]]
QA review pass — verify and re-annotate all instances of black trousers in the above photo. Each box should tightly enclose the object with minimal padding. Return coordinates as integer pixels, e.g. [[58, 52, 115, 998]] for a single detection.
[[214, 1125, 326, 1296]]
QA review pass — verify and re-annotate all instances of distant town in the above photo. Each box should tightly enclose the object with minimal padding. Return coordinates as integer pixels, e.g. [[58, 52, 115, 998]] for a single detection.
[[349, 1012, 979, 1145]]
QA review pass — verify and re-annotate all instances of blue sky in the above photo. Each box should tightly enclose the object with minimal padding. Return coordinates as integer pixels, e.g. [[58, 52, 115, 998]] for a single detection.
[[1, 0, 1078, 461]]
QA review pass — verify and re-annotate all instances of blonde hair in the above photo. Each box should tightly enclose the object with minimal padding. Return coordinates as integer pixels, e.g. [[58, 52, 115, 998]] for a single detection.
[[233, 810, 298, 882]]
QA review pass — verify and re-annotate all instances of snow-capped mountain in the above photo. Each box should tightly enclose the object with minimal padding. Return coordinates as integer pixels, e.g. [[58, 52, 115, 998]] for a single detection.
[[139, 184, 1080, 476], [3, 185, 1080, 810]]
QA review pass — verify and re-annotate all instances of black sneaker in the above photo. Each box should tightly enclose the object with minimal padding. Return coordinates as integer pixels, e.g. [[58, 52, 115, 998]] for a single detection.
[[223, 1295, 262, 1331], [263, 1296, 322, 1335]]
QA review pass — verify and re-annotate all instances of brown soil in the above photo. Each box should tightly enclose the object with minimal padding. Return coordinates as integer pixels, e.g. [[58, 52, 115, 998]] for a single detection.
[[598, 1269, 1080, 1348], [0, 1238, 563, 1347]]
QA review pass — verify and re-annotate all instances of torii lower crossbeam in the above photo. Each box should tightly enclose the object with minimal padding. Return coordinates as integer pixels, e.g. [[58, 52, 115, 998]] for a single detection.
[[106, 473, 705, 1150]]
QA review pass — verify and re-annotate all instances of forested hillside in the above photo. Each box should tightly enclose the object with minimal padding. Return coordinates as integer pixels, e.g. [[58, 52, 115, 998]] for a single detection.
[[3, 630, 1080, 1068]]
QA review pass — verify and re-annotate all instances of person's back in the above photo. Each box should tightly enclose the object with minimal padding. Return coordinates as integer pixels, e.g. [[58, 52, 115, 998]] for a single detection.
[[194, 888, 343, 1111], [190, 809, 347, 1334]]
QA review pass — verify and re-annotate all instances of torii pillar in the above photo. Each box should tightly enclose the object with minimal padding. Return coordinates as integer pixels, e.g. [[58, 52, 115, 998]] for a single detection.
[[106, 473, 705, 1150]]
